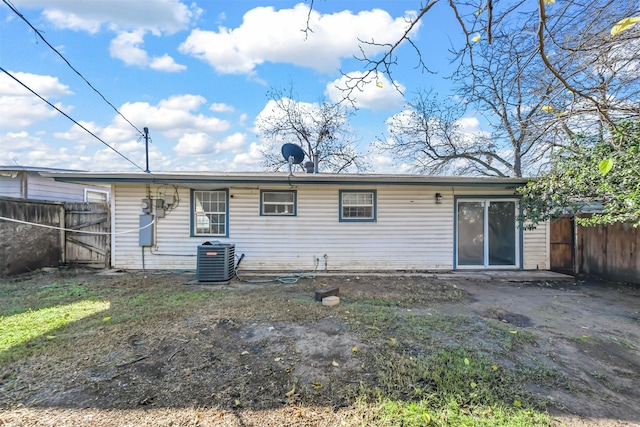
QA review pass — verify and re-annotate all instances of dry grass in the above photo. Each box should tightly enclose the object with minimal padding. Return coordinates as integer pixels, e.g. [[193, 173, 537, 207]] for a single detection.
[[1, 269, 631, 426]]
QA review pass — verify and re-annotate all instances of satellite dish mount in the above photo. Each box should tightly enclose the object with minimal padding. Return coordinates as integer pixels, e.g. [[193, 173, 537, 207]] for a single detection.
[[281, 143, 305, 176]]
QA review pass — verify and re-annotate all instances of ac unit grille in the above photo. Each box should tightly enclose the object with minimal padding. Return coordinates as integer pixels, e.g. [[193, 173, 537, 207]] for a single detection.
[[196, 243, 235, 281]]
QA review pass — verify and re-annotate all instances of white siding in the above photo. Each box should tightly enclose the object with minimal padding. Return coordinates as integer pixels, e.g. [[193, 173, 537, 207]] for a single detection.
[[0, 175, 21, 198], [230, 185, 454, 271], [111, 182, 549, 271], [113, 184, 196, 270], [27, 173, 109, 202], [523, 221, 549, 269]]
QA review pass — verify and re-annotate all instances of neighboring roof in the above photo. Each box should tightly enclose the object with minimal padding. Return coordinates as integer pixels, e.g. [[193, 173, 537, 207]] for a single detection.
[[0, 165, 82, 173], [41, 171, 530, 188]]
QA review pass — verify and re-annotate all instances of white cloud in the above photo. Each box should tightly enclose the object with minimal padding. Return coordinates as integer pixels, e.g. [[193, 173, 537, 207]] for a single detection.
[[231, 142, 264, 169], [0, 91, 244, 172], [150, 54, 187, 72], [53, 121, 105, 145], [210, 102, 235, 113], [109, 30, 149, 65], [17, 0, 200, 34], [326, 72, 405, 111], [43, 9, 102, 34], [118, 97, 229, 140], [0, 71, 72, 97], [7, 93, 237, 171], [14, 1, 196, 72], [456, 117, 480, 132], [174, 132, 215, 155], [0, 96, 59, 129], [158, 94, 205, 111], [0, 131, 81, 168], [110, 30, 185, 71], [0, 71, 73, 129], [173, 132, 246, 156], [179, 3, 419, 74], [217, 132, 246, 152], [0, 131, 41, 150]]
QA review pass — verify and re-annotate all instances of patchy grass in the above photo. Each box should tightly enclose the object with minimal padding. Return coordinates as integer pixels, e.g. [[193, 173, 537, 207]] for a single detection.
[[353, 345, 564, 426], [0, 272, 581, 426], [569, 334, 597, 345]]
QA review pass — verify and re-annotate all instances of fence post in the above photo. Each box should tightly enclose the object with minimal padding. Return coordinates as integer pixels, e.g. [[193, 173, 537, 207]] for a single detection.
[[573, 216, 579, 275], [105, 202, 111, 269], [59, 204, 66, 265]]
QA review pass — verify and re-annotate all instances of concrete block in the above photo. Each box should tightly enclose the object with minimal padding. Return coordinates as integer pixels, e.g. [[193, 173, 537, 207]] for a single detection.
[[315, 287, 339, 301], [322, 296, 340, 307]]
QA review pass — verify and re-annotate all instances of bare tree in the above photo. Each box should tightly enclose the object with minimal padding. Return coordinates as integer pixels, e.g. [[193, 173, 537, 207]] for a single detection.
[[380, 90, 509, 176], [369, 0, 639, 176], [532, 0, 640, 142], [380, 30, 564, 177], [450, 28, 568, 177], [257, 86, 369, 173], [306, 0, 640, 151]]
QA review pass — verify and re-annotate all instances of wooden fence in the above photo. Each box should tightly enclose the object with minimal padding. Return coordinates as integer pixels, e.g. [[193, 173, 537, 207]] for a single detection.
[[63, 202, 110, 268], [550, 216, 639, 284], [0, 197, 110, 275]]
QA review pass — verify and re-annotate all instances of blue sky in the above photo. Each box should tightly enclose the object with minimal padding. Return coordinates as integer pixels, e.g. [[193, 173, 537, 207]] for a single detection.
[[0, 0, 473, 173]]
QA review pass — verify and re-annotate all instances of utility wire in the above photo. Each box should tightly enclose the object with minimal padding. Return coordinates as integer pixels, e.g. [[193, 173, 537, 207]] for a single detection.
[[0, 66, 148, 173], [0, 215, 155, 235], [2, 0, 144, 137]]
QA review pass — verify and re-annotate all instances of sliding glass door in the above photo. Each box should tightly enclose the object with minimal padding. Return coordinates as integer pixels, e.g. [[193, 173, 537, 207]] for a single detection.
[[456, 199, 519, 268]]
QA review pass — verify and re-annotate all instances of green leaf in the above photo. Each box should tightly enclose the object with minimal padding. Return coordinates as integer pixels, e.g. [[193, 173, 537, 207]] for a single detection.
[[598, 158, 613, 175]]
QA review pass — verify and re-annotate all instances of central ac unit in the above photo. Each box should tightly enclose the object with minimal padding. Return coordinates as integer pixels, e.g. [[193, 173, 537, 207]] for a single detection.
[[196, 242, 235, 282]]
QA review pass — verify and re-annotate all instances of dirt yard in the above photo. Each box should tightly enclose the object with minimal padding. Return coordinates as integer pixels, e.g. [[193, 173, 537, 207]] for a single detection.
[[1, 269, 639, 426]]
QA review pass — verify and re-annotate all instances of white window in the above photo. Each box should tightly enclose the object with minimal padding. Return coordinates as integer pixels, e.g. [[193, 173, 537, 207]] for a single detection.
[[340, 190, 376, 222], [261, 190, 296, 215], [84, 189, 109, 203], [192, 190, 228, 236]]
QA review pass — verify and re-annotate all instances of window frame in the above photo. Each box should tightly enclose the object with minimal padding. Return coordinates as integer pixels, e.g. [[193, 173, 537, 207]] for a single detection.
[[260, 190, 297, 216], [190, 189, 229, 237], [339, 189, 377, 222], [84, 188, 109, 203]]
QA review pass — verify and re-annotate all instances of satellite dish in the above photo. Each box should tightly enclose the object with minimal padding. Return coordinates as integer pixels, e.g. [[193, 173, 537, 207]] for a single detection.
[[281, 143, 305, 164]]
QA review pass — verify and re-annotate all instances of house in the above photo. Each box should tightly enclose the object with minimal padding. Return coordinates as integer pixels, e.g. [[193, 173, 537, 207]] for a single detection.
[[42, 171, 549, 272], [0, 166, 109, 203]]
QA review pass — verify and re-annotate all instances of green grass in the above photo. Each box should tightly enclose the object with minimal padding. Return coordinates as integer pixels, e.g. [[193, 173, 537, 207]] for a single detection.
[[355, 346, 558, 426], [358, 397, 554, 426], [0, 300, 110, 352], [497, 327, 538, 352]]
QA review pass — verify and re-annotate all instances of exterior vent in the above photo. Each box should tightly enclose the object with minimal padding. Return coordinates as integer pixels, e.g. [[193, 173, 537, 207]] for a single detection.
[[196, 242, 235, 282]]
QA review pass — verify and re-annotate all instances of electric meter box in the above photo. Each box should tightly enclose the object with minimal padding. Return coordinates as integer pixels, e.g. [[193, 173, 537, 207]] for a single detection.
[[139, 214, 154, 246]]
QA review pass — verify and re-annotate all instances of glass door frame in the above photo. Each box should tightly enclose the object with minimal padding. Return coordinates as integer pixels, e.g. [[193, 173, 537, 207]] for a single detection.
[[454, 196, 522, 269]]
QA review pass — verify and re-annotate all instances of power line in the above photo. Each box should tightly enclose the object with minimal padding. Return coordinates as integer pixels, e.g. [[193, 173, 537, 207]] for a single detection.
[[0, 66, 148, 173], [2, 0, 144, 137]]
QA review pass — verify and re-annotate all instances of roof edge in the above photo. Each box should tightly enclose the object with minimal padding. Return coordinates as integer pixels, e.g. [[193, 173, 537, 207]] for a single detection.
[[41, 171, 530, 187]]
